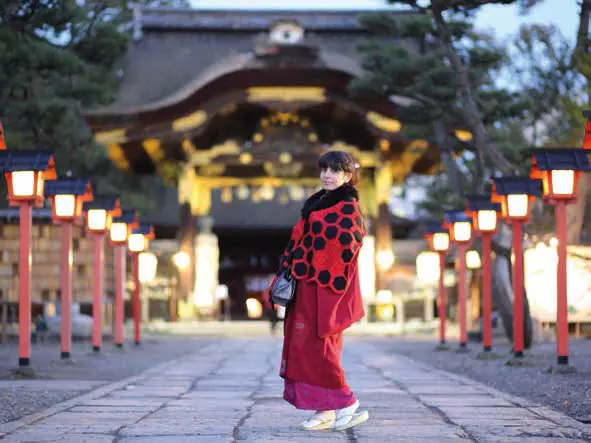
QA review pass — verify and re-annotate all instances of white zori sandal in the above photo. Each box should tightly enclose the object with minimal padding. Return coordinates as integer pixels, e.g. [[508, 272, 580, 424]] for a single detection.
[[332, 400, 369, 431], [300, 401, 369, 431], [301, 410, 336, 430]]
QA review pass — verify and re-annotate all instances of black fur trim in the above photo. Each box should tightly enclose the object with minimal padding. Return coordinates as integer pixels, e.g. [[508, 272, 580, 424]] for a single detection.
[[301, 183, 359, 219]]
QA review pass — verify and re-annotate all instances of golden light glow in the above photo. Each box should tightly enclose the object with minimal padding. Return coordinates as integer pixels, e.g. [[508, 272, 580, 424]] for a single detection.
[[308, 133, 318, 143], [507, 194, 529, 218], [366, 112, 402, 133], [246, 298, 263, 319], [87, 209, 108, 232], [246, 87, 326, 103], [189, 140, 241, 166], [376, 249, 395, 271], [172, 251, 190, 270], [240, 152, 253, 164], [54, 194, 76, 218], [432, 232, 450, 252], [107, 144, 130, 170], [172, 110, 207, 132], [253, 133, 263, 143], [379, 139, 390, 151], [551, 170, 575, 196], [110, 222, 128, 243], [11, 171, 35, 197], [376, 304, 394, 321], [128, 233, 147, 253], [279, 152, 292, 164], [181, 138, 196, 156], [143, 138, 164, 163], [454, 129, 474, 142], [95, 129, 126, 144], [221, 186, 233, 203], [453, 222, 472, 243], [477, 210, 498, 232]]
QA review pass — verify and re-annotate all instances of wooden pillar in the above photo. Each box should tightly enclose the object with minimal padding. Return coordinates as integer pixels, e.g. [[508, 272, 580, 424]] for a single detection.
[[374, 164, 394, 291], [177, 165, 212, 320], [178, 203, 197, 312]]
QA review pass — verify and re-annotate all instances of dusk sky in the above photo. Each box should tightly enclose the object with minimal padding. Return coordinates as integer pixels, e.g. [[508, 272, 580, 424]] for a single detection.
[[189, 0, 579, 41]]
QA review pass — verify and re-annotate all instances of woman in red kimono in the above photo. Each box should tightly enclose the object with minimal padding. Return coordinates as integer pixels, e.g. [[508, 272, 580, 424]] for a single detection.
[[272, 150, 369, 431]]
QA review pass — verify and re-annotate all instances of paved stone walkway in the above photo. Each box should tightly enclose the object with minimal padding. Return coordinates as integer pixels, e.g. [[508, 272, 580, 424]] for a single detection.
[[0, 337, 589, 442]]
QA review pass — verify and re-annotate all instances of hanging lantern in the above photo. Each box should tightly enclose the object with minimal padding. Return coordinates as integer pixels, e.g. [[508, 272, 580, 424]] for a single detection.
[[260, 183, 274, 200], [221, 186, 233, 203], [279, 188, 289, 204], [236, 184, 250, 200]]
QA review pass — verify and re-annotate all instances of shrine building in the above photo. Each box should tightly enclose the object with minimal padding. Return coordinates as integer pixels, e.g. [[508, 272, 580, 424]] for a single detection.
[[83, 8, 441, 320]]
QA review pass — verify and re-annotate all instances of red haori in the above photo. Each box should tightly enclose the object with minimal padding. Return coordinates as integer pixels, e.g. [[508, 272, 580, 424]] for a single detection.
[[280, 200, 365, 294]]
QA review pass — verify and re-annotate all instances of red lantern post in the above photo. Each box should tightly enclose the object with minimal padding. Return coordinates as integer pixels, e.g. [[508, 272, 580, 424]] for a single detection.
[[84, 195, 121, 353], [45, 179, 93, 360], [530, 147, 591, 367], [424, 222, 451, 350], [0, 150, 56, 368], [109, 210, 138, 349], [443, 211, 473, 350], [127, 224, 154, 346], [466, 196, 501, 355], [492, 177, 541, 360]]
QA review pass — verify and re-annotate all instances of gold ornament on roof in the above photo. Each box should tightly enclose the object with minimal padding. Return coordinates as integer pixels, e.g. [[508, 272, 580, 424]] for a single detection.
[[366, 111, 402, 133], [240, 152, 253, 164]]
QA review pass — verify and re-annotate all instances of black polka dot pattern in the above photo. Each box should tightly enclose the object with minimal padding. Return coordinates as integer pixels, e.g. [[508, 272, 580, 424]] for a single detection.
[[284, 200, 366, 294]]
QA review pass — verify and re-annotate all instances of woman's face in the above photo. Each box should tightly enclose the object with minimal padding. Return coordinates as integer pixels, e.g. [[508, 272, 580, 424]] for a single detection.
[[320, 167, 352, 191]]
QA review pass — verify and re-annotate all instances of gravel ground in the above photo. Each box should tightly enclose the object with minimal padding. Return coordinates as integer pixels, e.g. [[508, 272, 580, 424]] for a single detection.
[[369, 335, 591, 423], [0, 335, 214, 424]]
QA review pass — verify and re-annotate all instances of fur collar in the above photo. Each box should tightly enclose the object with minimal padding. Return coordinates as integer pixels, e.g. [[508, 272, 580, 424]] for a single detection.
[[301, 183, 359, 219]]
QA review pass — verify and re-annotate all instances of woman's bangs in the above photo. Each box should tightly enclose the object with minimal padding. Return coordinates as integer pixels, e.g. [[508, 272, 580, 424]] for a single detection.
[[318, 153, 346, 172]]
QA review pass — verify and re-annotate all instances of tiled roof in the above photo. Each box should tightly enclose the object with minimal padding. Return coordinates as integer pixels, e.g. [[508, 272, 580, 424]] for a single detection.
[[140, 8, 407, 32]]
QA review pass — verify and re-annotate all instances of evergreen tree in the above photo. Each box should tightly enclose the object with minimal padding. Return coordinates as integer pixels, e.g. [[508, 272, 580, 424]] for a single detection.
[[0, 0, 188, 211], [352, 0, 544, 197]]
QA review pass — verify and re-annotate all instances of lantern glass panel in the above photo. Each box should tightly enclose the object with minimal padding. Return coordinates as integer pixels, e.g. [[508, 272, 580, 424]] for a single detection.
[[477, 210, 497, 232], [11, 171, 35, 197], [432, 232, 450, 251], [55, 194, 76, 218], [416, 251, 440, 284], [466, 250, 482, 269], [87, 209, 107, 232], [453, 222, 471, 242], [551, 170, 575, 196], [128, 233, 146, 252], [110, 222, 128, 243], [138, 252, 158, 283], [507, 194, 529, 218]]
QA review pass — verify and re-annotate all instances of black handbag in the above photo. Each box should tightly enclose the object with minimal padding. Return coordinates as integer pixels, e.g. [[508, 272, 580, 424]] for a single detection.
[[270, 268, 297, 307]]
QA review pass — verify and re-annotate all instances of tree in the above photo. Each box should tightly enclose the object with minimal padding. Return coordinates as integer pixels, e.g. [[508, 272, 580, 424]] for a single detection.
[[0, 0, 188, 212], [353, 1, 548, 348], [352, 8, 530, 197]]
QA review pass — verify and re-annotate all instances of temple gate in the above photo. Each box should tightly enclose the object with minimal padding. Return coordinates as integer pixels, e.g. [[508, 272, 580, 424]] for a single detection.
[[84, 8, 440, 319]]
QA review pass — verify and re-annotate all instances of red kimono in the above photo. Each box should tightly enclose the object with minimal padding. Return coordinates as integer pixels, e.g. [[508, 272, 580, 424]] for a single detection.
[[273, 184, 366, 411]]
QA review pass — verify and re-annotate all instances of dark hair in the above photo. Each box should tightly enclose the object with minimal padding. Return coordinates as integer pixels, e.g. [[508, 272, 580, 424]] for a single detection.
[[318, 151, 360, 185]]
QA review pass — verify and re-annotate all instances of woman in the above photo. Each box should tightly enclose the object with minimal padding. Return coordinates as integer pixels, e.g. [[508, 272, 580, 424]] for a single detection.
[[272, 150, 369, 431]]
